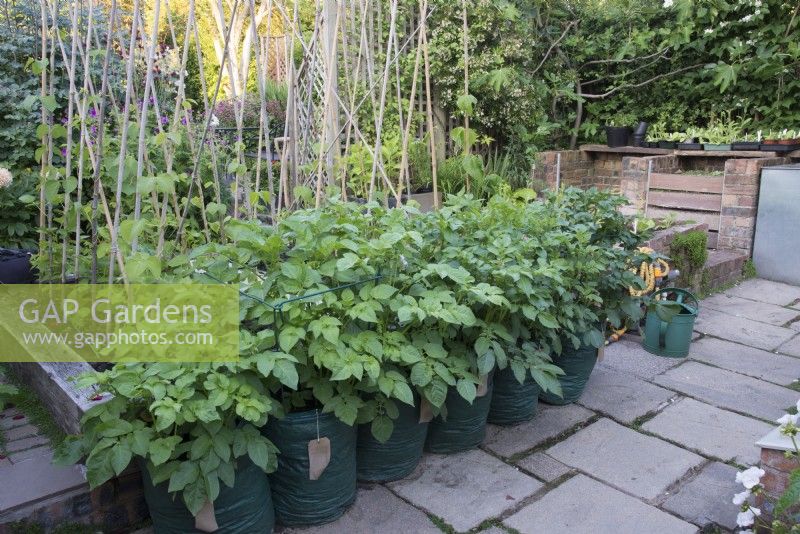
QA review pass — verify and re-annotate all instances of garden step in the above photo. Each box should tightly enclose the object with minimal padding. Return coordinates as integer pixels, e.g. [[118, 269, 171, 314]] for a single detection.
[[648, 190, 722, 212], [646, 207, 719, 231], [700, 249, 748, 291]]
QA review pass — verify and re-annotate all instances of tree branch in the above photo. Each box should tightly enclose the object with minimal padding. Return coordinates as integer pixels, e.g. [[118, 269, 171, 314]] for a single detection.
[[531, 20, 577, 76], [581, 48, 667, 68], [579, 63, 705, 99], [582, 50, 671, 86]]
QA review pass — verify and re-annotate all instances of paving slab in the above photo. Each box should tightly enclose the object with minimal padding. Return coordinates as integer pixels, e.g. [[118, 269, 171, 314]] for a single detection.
[[693, 308, 796, 351], [662, 462, 741, 531], [642, 398, 773, 465], [3, 424, 39, 442], [503, 474, 696, 534], [3, 434, 49, 454], [482, 404, 594, 458], [701, 293, 800, 326], [547, 418, 703, 500], [283, 485, 441, 534], [776, 334, 800, 357], [7, 445, 51, 464], [654, 361, 799, 421], [515, 452, 572, 483], [576, 366, 675, 424], [726, 279, 800, 306], [0, 451, 86, 513], [596, 339, 683, 380], [388, 449, 542, 532], [689, 337, 800, 386], [0, 411, 27, 431]]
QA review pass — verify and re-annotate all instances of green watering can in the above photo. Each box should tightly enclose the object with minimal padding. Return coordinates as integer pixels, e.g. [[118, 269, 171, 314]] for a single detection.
[[642, 287, 699, 358]]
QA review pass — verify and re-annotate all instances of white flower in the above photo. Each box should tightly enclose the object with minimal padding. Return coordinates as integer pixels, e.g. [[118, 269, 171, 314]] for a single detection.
[[704, 28, 714, 34], [740, 14, 753, 22], [736, 467, 765, 489], [732, 490, 750, 506], [754, 0, 761, 6], [663, 0, 673, 7], [209, 114, 220, 128], [736, 507, 761, 527], [777, 413, 798, 427], [0, 167, 12, 188]]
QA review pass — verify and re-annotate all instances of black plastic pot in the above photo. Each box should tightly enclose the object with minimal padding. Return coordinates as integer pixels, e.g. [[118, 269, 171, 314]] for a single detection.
[[676, 142, 703, 151], [658, 141, 677, 150], [425, 375, 494, 454], [356, 400, 428, 482], [731, 141, 761, 151], [487, 366, 540, 426], [630, 134, 646, 147], [263, 410, 357, 526], [0, 249, 36, 284], [604, 126, 631, 148], [140, 457, 275, 534], [766, 144, 800, 153]]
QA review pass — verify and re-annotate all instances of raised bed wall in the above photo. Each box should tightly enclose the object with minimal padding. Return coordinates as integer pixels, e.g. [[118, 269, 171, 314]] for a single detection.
[[533, 147, 791, 256]]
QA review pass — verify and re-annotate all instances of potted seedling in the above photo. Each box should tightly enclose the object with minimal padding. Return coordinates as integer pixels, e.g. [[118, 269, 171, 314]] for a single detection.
[[646, 122, 667, 149], [731, 132, 761, 151], [677, 128, 703, 150], [700, 126, 732, 151], [604, 113, 637, 148], [658, 131, 682, 150]]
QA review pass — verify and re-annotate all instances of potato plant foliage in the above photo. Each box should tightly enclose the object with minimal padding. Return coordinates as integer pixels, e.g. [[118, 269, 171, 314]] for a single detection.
[[56, 187, 647, 515]]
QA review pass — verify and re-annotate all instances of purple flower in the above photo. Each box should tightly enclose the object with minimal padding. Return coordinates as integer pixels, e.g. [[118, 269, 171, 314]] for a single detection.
[[90, 124, 98, 135], [160, 115, 169, 125], [88, 107, 97, 118], [61, 147, 67, 157]]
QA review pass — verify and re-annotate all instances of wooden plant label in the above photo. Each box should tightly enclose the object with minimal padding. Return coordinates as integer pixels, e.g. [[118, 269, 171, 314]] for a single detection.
[[194, 500, 219, 532], [308, 437, 331, 480], [419, 397, 433, 423], [597, 345, 605, 362], [476, 374, 489, 397]]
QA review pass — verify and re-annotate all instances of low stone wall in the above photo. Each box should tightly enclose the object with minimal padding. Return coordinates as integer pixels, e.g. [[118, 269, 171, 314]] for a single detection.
[[0, 468, 148, 533]]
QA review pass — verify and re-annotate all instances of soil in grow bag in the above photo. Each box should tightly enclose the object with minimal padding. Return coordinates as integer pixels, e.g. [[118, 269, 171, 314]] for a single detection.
[[0, 249, 36, 284], [263, 409, 357, 527], [487, 366, 540, 426], [539, 343, 598, 405], [140, 457, 275, 534], [425, 375, 494, 454], [356, 399, 428, 482]]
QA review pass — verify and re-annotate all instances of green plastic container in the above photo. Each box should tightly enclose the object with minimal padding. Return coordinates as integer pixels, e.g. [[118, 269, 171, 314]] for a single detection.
[[262, 410, 357, 526], [642, 288, 699, 358], [140, 457, 274, 534], [488, 366, 540, 425], [539, 342, 598, 405], [356, 399, 428, 482], [425, 376, 494, 454]]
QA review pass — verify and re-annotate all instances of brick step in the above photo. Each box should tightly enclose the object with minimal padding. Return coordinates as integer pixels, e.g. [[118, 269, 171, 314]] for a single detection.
[[700, 249, 749, 294]]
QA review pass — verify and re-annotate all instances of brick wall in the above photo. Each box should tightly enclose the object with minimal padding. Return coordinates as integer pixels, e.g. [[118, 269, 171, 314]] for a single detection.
[[719, 157, 788, 253], [531, 150, 590, 190], [0, 468, 148, 533], [758, 447, 797, 509]]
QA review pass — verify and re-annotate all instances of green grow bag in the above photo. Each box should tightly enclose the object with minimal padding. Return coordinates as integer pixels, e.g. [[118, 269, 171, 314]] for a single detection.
[[262, 410, 357, 526], [488, 366, 541, 426], [356, 400, 428, 482], [642, 288, 699, 358], [140, 457, 274, 534], [539, 343, 598, 405], [425, 376, 494, 454]]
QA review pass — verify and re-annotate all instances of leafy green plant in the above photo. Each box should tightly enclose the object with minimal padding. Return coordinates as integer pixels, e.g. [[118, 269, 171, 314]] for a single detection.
[[55, 357, 280, 516]]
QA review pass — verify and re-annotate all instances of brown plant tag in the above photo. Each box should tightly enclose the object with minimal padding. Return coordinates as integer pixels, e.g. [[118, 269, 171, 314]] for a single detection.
[[194, 500, 219, 532], [476, 374, 489, 397], [597, 345, 605, 362], [419, 397, 433, 423], [308, 437, 331, 480]]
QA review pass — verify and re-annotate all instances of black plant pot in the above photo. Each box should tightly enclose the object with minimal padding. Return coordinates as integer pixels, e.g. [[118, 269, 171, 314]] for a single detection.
[[677, 142, 703, 151], [0, 249, 36, 284], [658, 141, 677, 150], [605, 126, 631, 148], [731, 141, 761, 151]]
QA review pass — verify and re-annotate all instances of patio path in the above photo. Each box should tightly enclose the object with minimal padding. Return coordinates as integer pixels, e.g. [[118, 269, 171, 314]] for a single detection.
[[288, 278, 800, 534], [2, 278, 799, 533]]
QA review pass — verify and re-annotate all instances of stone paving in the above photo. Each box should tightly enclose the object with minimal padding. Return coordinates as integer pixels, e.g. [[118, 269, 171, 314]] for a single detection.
[[2, 278, 800, 533], [281, 278, 800, 534]]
